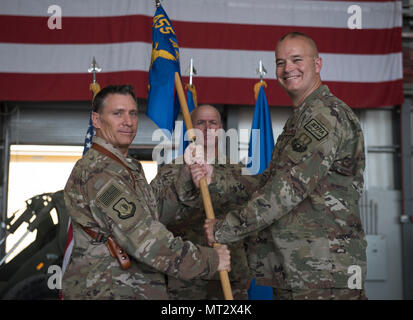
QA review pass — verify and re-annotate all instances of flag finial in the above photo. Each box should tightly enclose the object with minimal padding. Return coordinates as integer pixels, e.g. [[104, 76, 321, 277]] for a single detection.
[[186, 58, 197, 86], [88, 57, 102, 84], [256, 60, 267, 82], [155, 0, 161, 8]]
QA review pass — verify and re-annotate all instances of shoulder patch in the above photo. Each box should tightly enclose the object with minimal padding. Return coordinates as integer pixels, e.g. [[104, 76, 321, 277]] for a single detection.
[[96, 182, 122, 208], [304, 118, 328, 141], [291, 133, 312, 153], [113, 198, 136, 219]]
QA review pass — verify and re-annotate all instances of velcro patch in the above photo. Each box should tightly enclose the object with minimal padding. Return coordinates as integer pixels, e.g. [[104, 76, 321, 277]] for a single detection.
[[113, 198, 136, 219], [291, 133, 312, 153], [97, 182, 122, 208], [304, 119, 328, 141]]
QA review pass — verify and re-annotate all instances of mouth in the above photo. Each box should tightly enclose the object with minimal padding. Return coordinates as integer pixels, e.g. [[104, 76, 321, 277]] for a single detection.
[[283, 74, 301, 81]]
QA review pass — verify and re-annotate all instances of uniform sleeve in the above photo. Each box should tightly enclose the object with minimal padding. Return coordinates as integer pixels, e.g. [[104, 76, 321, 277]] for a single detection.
[[208, 164, 271, 205], [83, 169, 219, 281], [215, 112, 341, 243], [150, 164, 201, 225]]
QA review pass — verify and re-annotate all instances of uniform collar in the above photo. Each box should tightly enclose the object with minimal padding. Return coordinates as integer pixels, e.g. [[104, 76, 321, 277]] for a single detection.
[[92, 136, 135, 169], [294, 84, 331, 115]]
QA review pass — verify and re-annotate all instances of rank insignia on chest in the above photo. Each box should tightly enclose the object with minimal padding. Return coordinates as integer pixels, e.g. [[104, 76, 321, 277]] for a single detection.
[[113, 198, 136, 219]]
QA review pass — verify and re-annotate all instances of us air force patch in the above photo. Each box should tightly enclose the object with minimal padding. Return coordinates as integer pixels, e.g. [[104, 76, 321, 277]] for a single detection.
[[304, 119, 328, 141], [291, 133, 312, 153], [113, 198, 136, 219]]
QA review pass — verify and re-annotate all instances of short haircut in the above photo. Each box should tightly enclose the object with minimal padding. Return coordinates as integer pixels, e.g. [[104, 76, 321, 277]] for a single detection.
[[190, 104, 222, 125], [92, 84, 138, 113], [277, 32, 319, 57]]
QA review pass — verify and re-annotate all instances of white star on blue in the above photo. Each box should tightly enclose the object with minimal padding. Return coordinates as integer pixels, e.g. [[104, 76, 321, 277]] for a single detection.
[[83, 114, 95, 155]]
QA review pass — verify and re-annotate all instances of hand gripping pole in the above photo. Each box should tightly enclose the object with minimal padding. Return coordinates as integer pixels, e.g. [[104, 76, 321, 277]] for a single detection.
[[174, 72, 233, 300]]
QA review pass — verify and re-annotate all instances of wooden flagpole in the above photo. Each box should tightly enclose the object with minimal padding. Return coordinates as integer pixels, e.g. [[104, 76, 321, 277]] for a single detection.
[[174, 72, 234, 300]]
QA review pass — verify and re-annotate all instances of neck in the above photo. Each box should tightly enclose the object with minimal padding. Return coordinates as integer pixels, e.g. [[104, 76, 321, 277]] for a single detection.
[[95, 135, 129, 158], [117, 147, 128, 158], [290, 80, 322, 109]]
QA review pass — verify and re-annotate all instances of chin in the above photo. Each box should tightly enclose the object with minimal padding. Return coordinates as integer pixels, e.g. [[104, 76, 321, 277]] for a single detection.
[[119, 138, 134, 146], [282, 84, 302, 95]]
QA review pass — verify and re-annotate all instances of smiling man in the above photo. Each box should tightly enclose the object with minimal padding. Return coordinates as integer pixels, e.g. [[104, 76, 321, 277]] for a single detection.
[[203, 32, 368, 300], [62, 85, 231, 299], [275, 33, 322, 108]]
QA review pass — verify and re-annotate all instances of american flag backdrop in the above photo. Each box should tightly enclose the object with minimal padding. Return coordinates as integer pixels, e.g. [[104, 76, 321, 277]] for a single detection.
[[0, 0, 403, 108]]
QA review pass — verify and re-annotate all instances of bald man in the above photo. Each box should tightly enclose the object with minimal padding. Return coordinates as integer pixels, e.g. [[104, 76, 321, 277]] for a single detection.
[[150, 105, 266, 300], [203, 32, 368, 300]]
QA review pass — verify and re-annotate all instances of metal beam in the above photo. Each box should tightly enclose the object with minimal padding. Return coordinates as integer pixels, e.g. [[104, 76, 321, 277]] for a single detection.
[[0, 103, 11, 260], [400, 98, 413, 300]]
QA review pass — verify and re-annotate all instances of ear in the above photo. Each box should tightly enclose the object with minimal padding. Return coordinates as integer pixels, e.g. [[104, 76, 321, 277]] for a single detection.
[[314, 57, 322, 74], [91, 111, 101, 129]]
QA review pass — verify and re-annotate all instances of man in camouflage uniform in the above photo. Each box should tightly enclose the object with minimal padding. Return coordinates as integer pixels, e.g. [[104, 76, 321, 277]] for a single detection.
[[62, 85, 230, 300], [150, 105, 264, 299], [204, 32, 368, 300]]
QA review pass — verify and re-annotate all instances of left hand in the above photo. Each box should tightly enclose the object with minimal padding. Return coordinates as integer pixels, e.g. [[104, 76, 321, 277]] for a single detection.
[[184, 142, 204, 166], [204, 218, 218, 246], [188, 163, 213, 188]]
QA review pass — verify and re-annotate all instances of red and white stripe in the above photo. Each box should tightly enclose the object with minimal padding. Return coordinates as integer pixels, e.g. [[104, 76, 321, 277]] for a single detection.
[[61, 216, 73, 276], [0, 0, 403, 107]]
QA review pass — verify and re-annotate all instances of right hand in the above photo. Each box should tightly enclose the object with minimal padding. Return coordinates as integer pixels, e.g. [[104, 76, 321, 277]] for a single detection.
[[184, 142, 204, 166], [214, 244, 231, 272], [189, 163, 213, 188], [204, 218, 217, 246]]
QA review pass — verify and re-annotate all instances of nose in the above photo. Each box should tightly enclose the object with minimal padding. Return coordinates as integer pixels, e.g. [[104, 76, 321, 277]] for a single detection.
[[122, 114, 133, 126], [284, 60, 294, 73]]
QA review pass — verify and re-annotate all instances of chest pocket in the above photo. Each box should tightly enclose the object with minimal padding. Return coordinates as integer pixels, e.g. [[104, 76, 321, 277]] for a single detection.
[[132, 168, 159, 221]]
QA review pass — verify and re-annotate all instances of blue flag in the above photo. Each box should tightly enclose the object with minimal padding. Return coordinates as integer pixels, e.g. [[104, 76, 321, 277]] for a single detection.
[[178, 85, 196, 156], [247, 83, 275, 300], [247, 84, 274, 175], [147, 4, 181, 134]]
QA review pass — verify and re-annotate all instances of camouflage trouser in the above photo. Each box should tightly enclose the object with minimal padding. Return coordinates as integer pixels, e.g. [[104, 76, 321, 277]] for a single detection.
[[167, 278, 250, 300], [273, 288, 368, 300]]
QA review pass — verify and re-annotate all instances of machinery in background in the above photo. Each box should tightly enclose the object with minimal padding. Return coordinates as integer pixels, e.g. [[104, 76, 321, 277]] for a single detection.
[[0, 191, 68, 299]]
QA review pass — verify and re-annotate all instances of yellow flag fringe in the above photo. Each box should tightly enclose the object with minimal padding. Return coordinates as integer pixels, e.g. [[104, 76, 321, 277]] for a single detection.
[[185, 83, 198, 108], [253, 80, 267, 101]]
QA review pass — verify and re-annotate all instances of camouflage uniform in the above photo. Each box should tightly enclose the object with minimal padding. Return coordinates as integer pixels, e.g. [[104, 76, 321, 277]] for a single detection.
[[150, 154, 268, 300], [62, 136, 219, 300], [213, 85, 368, 299]]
